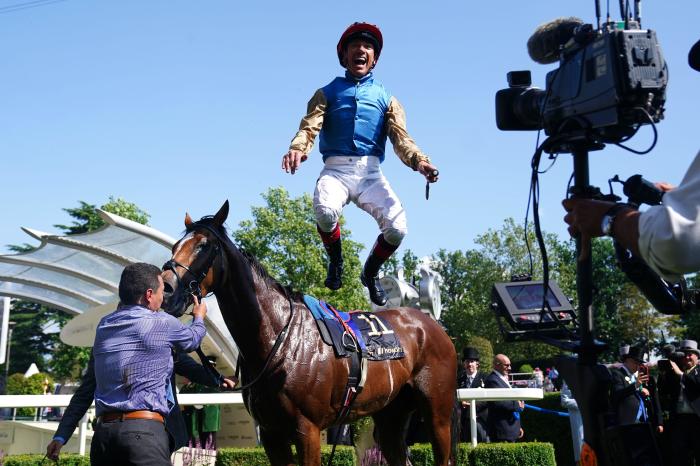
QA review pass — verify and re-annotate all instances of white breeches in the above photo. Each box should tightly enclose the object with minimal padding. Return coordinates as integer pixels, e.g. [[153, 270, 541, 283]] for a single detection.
[[313, 156, 407, 246]]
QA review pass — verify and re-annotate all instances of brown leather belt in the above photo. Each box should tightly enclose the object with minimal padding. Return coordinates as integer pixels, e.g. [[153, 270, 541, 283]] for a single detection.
[[100, 410, 164, 423]]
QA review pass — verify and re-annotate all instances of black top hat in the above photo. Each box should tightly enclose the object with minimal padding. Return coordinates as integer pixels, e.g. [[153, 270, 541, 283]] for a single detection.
[[621, 345, 647, 364], [679, 339, 700, 357], [689, 39, 700, 72], [462, 347, 480, 362], [618, 345, 630, 362]]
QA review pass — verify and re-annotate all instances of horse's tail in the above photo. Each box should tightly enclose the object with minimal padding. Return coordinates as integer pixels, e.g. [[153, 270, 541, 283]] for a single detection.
[[450, 398, 460, 465]]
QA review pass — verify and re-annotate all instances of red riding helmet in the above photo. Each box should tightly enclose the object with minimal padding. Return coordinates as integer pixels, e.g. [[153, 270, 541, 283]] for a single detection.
[[336, 22, 383, 67]]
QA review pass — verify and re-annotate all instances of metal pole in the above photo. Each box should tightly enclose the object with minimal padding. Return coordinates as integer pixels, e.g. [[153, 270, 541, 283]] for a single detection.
[[4, 324, 14, 392], [571, 147, 608, 465], [470, 399, 478, 447], [572, 148, 595, 353]]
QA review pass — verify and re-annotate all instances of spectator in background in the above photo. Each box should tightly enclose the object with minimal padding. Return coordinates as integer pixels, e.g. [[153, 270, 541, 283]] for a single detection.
[[560, 381, 583, 464], [548, 366, 560, 390], [457, 347, 489, 443], [531, 367, 544, 389], [485, 354, 524, 442], [657, 339, 700, 466], [609, 345, 663, 434]]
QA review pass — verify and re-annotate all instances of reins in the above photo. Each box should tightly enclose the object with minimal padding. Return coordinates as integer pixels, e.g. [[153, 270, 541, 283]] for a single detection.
[[230, 289, 295, 392]]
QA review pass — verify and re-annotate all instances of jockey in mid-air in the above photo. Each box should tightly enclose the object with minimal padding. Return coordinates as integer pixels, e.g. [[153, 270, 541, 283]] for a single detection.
[[281, 22, 439, 306]]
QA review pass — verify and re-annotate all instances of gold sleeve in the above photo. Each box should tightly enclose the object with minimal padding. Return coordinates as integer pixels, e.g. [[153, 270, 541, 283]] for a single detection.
[[385, 96, 431, 170], [289, 89, 326, 155]]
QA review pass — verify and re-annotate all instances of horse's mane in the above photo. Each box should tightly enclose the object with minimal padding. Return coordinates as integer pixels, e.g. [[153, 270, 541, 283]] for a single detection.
[[187, 216, 303, 302]]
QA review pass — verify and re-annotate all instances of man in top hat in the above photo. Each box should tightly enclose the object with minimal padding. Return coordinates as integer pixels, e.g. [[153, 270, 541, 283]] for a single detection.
[[610, 345, 663, 431], [457, 347, 489, 442], [562, 39, 700, 282], [281, 22, 439, 306], [659, 339, 700, 465]]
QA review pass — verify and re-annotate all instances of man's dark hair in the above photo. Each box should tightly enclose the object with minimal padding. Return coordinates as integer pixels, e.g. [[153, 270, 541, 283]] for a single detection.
[[118, 262, 162, 305]]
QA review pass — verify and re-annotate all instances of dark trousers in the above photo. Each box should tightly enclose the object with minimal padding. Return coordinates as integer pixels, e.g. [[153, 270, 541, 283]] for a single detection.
[[459, 406, 489, 443], [668, 413, 700, 466], [91, 418, 171, 466]]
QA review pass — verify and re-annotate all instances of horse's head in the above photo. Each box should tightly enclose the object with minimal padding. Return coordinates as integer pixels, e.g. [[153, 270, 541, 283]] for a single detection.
[[161, 201, 229, 317]]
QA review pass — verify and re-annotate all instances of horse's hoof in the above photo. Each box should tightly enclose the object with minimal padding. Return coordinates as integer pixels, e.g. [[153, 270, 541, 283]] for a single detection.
[[361, 272, 387, 306]]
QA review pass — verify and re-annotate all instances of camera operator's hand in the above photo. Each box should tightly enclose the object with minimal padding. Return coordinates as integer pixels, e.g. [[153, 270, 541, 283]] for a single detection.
[[562, 198, 640, 259], [417, 160, 439, 183], [640, 387, 650, 397], [655, 181, 675, 193]]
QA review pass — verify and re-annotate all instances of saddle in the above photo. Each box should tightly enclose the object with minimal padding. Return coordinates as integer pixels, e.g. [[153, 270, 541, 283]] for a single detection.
[[302, 295, 404, 361]]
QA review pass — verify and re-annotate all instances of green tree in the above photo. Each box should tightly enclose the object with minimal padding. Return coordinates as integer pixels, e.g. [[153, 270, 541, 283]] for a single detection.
[[453, 219, 566, 362], [383, 249, 421, 286], [233, 187, 369, 311], [433, 248, 502, 354], [7, 372, 53, 417], [54, 196, 150, 234], [5, 301, 56, 375]]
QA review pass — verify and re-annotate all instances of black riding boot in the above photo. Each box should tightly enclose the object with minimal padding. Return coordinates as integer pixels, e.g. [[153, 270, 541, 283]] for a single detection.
[[361, 252, 387, 306], [323, 239, 344, 290]]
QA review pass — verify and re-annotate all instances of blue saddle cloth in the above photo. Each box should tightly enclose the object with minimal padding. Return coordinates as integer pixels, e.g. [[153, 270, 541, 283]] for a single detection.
[[303, 295, 404, 361]]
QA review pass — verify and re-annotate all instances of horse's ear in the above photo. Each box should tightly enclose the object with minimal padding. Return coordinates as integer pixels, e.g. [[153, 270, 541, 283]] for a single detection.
[[185, 213, 194, 228], [213, 200, 229, 227]]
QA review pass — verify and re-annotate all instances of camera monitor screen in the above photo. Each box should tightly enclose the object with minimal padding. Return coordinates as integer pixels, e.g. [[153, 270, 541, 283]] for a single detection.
[[492, 280, 575, 330], [506, 283, 562, 310]]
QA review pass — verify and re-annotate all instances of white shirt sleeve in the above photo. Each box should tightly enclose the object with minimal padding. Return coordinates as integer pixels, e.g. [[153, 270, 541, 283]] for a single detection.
[[638, 151, 700, 281]]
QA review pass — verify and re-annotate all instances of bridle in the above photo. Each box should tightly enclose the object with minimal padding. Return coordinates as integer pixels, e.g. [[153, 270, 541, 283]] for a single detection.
[[163, 220, 296, 392], [162, 226, 222, 309]]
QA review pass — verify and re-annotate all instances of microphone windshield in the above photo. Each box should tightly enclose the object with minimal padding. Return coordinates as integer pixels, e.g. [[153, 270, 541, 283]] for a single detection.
[[527, 17, 585, 64]]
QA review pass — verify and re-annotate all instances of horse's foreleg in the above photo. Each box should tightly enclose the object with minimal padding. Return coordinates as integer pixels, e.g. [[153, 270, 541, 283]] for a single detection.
[[260, 427, 295, 466], [293, 416, 322, 466]]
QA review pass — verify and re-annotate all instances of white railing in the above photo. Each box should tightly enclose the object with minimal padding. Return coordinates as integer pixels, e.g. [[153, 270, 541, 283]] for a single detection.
[[0, 388, 541, 455], [456, 387, 543, 447], [0, 393, 244, 456]]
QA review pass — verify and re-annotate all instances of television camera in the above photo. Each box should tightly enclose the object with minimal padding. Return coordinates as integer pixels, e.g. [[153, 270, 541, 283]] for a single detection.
[[491, 1, 682, 464], [495, 8, 667, 146]]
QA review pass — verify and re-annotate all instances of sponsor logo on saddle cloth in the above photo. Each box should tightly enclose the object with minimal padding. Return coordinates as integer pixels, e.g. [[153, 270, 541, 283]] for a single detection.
[[303, 295, 404, 361]]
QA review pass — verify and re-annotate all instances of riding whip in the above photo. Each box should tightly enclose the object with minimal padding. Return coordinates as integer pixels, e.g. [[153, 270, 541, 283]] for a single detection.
[[425, 170, 439, 200]]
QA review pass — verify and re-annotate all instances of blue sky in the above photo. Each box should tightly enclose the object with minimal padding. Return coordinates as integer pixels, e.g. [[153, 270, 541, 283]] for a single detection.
[[1, 1, 698, 261]]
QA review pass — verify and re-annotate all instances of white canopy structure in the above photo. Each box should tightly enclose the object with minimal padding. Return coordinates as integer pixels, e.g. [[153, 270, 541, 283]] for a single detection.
[[0, 210, 238, 373]]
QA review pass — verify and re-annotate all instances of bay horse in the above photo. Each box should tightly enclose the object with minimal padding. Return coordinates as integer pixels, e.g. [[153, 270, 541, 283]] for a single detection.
[[161, 201, 457, 466]]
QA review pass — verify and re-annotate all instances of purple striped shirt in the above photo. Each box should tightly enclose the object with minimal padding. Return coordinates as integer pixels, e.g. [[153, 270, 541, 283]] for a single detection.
[[93, 304, 206, 416]]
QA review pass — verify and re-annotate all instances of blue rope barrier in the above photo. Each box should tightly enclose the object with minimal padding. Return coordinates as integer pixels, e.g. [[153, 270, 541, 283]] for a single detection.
[[524, 403, 570, 417]]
